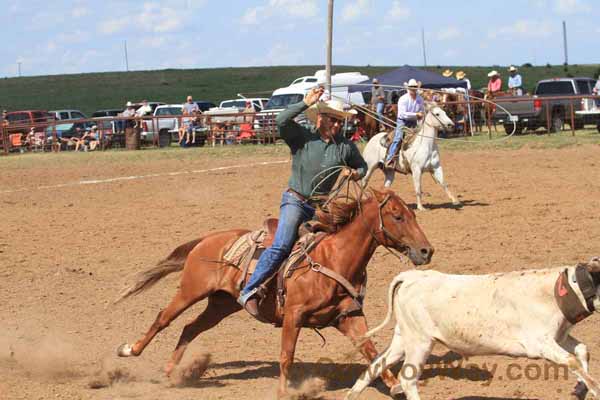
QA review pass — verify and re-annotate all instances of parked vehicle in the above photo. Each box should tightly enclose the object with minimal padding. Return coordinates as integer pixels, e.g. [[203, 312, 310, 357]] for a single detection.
[[91, 109, 123, 118], [203, 97, 269, 123], [5, 110, 50, 135], [140, 104, 206, 147], [255, 70, 369, 137], [494, 77, 598, 134], [194, 101, 217, 112], [91, 109, 124, 136], [49, 109, 87, 121]]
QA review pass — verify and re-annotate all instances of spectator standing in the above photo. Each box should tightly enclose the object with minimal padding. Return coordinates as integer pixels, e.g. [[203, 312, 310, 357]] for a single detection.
[[238, 101, 256, 142], [371, 78, 385, 119], [593, 75, 600, 108], [487, 71, 503, 95], [120, 102, 137, 130], [507, 66, 523, 96], [456, 71, 473, 134]]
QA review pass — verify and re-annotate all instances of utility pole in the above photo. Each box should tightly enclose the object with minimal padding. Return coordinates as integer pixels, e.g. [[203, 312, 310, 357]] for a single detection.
[[124, 40, 129, 72], [17, 62, 21, 77], [421, 28, 427, 67], [562, 21, 568, 65], [326, 0, 334, 99]]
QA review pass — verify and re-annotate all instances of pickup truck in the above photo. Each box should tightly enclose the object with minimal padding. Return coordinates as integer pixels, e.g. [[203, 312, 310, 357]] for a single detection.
[[202, 98, 268, 123], [140, 104, 207, 147], [494, 77, 598, 134]]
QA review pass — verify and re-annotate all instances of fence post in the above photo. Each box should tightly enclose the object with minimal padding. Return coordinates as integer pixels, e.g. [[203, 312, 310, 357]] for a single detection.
[[569, 101, 575, 137], [52, 121, 58, 152], [1, 122, 7, 155], [545, 100, 551, 133]]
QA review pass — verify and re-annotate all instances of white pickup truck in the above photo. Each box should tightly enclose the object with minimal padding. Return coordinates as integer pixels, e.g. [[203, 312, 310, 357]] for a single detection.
[[140, 104, 207, 147], [202, 98, 269, 123]]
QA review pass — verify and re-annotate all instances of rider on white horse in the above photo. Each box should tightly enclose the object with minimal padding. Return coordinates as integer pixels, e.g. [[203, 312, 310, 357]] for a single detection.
[[385, 79, 425, 169]]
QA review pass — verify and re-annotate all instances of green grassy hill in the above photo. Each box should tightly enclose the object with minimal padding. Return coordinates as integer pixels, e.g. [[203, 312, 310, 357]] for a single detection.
[[1, 64, 599, 115]]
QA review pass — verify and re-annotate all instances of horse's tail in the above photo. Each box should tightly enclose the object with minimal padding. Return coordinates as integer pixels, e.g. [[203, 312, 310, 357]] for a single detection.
[[114, 237, 204, 304], [362, 274, 405, 340]]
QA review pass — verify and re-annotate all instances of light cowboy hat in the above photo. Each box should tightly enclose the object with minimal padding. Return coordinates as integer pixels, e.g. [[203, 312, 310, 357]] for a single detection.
[[455, 70, 466, 80], [442, 69, 453, 77], [403, 78, 422, 89], [372, 78, 379, 83], [305, 99, 357, 124], [487, 70, 500, 77], [126, 101, 134, 107], [508, 65, 518, 72]]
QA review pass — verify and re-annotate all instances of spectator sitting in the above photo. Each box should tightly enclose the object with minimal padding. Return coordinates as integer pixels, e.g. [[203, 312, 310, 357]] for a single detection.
[[83, 125, 100, 151], [507, 66, 523, 96], [487, 70, 503, 96]]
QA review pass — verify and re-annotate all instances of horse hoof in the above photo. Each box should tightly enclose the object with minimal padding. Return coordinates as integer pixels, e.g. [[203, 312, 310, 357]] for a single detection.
[[390, 384, 404, 397], [117, 343, 134, 357], [572, 381, 589, 400]]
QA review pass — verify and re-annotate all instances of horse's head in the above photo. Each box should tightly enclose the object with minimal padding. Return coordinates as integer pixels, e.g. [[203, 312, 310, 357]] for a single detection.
[[369, 189, 433, 266], [424, 102, 454, 131]]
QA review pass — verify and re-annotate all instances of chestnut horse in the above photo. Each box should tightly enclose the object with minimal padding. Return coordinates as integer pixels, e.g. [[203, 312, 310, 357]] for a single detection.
[[115, 189, 433, 396]]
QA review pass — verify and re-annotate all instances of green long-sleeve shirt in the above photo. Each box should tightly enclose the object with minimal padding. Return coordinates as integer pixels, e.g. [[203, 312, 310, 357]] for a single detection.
[[276, 101, 367, 198]]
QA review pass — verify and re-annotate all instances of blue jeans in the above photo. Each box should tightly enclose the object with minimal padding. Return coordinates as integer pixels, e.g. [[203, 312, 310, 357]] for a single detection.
[[238, 191, 315, 304], [376, 102, 384, 117], [386, 119, 416, 162]]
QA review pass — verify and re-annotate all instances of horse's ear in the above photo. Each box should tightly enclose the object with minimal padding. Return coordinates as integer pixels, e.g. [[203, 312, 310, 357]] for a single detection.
[[424, 101, 433, 111]]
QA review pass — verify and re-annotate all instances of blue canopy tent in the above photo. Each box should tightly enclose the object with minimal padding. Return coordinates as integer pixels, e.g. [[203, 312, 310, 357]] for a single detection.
[[348, 65, 468, 92]]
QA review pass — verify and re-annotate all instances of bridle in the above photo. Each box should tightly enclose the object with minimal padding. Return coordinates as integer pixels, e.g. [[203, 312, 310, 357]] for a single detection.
[[360, 192, 410, 263]]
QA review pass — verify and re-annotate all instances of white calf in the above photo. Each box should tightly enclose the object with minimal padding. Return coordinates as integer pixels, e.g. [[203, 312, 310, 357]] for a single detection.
[[346, 258, 600, 400]]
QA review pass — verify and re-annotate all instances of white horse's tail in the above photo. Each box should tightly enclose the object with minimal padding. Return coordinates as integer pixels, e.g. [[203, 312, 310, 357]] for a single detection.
[[363, 274, 405, 339]]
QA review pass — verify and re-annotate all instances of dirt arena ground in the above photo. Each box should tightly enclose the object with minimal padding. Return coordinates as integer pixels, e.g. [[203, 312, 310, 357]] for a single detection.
[[1, 142, 600, 400]]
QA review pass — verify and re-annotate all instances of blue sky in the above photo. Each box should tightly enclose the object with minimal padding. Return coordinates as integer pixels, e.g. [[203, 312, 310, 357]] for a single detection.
[[1, 0, 598, 77]]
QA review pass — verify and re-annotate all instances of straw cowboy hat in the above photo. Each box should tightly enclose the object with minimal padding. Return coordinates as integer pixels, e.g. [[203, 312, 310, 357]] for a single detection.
[[508, 65, 518, 72], [305, 99, 357, 124], [442, 69, 453, 78], [487, 70, 500, 77], [126, 101, 134, 107], [404, 78, 422, 89], [455, 70, 466, 80]]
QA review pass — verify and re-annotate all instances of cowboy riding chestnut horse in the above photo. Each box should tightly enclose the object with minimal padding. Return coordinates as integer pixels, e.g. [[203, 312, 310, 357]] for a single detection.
[[115, 87, 434, 397]]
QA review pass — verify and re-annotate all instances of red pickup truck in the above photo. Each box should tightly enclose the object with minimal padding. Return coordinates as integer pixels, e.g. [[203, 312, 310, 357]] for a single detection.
[[5, 110, 51, 135]]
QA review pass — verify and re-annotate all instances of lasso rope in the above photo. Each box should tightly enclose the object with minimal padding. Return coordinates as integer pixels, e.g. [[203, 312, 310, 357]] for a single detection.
[[328, 83, 519, 142]]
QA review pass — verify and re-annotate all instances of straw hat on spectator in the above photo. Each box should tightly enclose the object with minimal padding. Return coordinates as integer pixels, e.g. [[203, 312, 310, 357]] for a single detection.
[[305, 99, 357, 124], [508, 66, 518, 72], [126, 101, 134, 107], [442, 69, 453, 78], [456, 71, 466, 80], [487, 70, 500, 77]]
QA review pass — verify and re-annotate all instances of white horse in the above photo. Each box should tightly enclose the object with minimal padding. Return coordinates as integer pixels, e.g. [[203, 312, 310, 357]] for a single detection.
[[362, 103, 461, 211]]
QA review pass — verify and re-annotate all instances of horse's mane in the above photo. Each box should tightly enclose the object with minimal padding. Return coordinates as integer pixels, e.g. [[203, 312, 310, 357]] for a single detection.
[[315, 196, 362, 232]]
